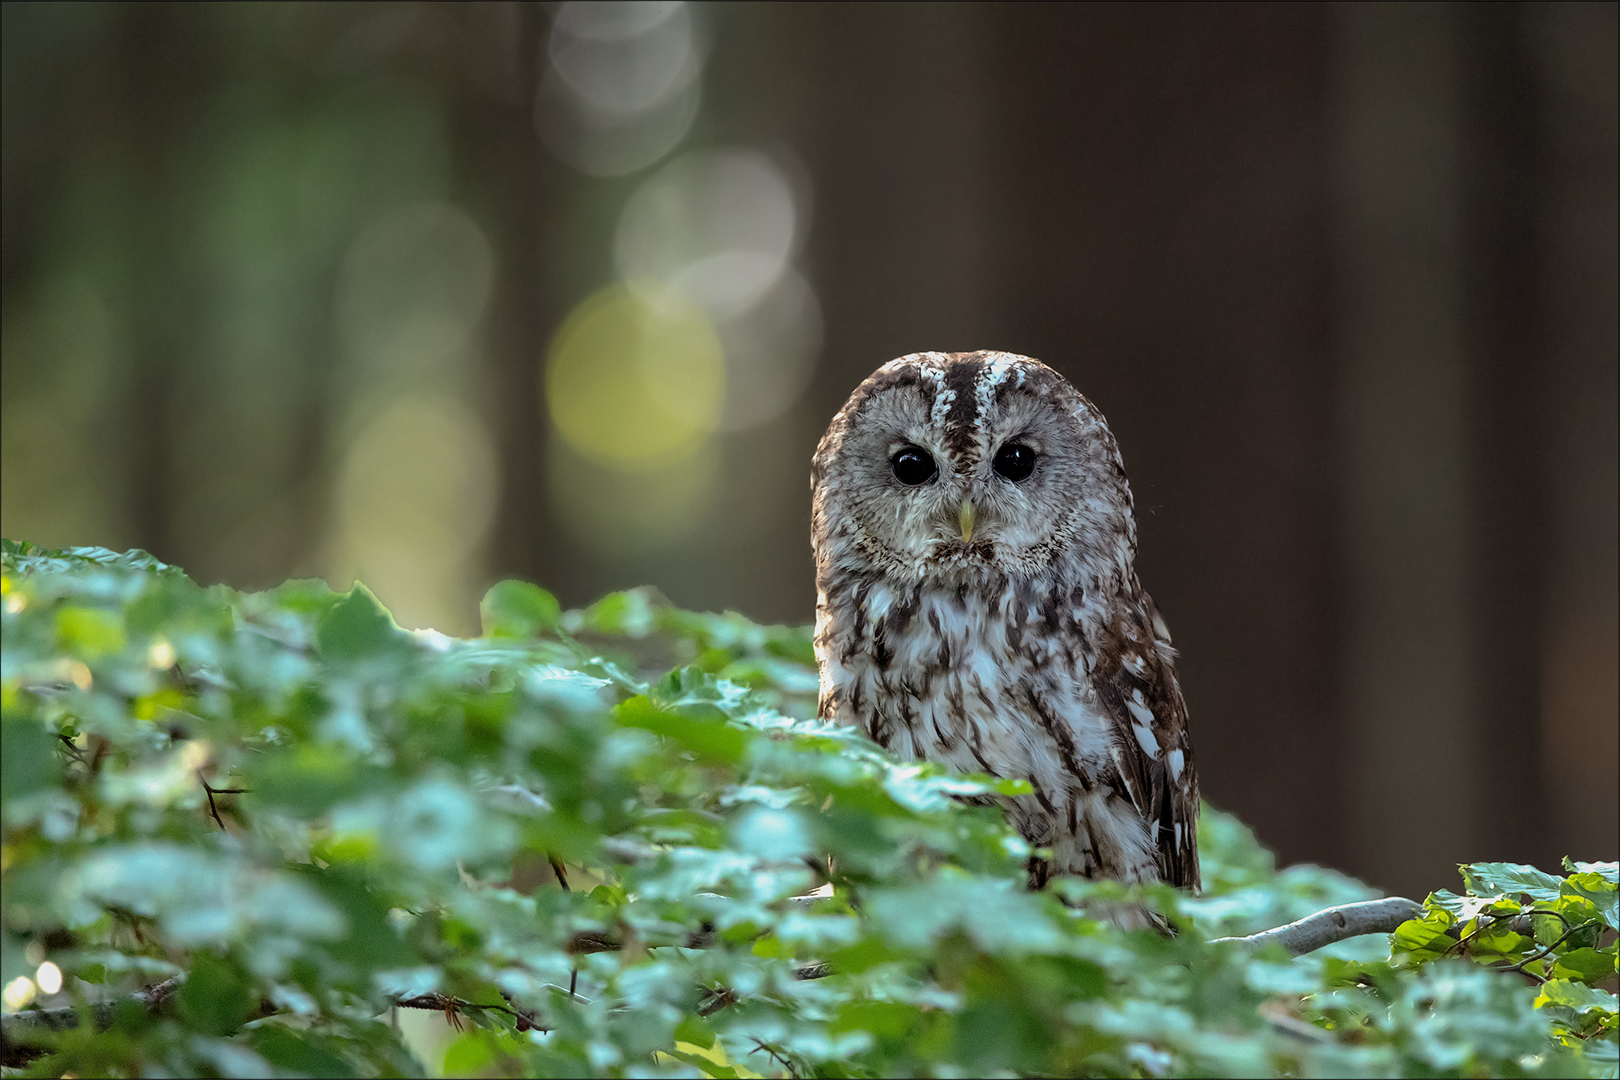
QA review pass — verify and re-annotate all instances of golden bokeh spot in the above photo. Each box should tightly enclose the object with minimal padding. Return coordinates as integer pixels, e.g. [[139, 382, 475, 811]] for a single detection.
[[546, 284, 724, 471]]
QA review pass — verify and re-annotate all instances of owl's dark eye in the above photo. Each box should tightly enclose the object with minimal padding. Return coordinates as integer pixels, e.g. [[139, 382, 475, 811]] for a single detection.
[[890, 446, 937, 486], [993, 442, 1036, 482]]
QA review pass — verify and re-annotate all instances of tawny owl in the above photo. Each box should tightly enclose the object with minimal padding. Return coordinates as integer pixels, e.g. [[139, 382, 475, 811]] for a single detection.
[[811, 351, 1199, 891]]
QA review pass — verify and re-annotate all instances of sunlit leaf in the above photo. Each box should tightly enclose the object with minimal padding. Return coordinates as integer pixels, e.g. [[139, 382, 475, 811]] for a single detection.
[[1538, 978, 1619, 1016]]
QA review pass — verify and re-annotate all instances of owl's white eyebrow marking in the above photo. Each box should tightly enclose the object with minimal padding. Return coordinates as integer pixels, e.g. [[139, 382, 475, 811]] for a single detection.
[[976, 353, 1017, 420], [909, 362, 953, 429]]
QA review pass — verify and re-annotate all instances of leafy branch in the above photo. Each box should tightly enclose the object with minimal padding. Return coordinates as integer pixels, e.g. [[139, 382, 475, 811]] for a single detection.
[[2, 541, 1614, 1078]]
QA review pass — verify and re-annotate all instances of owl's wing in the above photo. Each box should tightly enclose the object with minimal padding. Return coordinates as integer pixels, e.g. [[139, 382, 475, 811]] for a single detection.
[[1092, 592, 1201, 890]]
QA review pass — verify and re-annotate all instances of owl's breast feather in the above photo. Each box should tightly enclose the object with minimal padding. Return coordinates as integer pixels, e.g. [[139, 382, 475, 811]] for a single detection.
[[819, 578, 1118, 793]]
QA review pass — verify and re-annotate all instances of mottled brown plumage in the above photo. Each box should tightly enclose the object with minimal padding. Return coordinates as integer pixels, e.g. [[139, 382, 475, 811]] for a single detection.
[[811, 351, 1200, 890]]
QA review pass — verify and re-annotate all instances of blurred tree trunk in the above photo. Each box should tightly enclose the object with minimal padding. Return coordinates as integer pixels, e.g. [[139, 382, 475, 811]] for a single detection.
[[1529, 2, 1619, 862], [1459, 2, 1549, 867], [444, 2, 565, 595], [119, 3, 208, 563], [1335, 1, 1617, 892]]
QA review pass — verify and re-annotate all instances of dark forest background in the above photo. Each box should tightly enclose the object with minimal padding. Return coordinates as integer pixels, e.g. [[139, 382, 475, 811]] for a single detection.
[[3, 2, 1615, 900]]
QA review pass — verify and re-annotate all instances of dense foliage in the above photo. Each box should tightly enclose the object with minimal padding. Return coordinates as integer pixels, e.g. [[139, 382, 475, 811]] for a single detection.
[[1, 542, 1615, 1078]]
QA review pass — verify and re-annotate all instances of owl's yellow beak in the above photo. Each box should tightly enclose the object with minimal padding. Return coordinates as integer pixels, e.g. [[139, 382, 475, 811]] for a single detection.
[[958, 499, 976, 543]]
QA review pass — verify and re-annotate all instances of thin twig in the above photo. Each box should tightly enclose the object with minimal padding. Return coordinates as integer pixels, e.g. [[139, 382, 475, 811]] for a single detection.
[[1516, 907, 1574, 931], [1445, 905, 1569, 960], [197, 773, 248, 831], [751, 1038, 801, 1079], [1497, 920, 1602, 982], [55, 733, 89, 767], [393, 993, 548, 1032]]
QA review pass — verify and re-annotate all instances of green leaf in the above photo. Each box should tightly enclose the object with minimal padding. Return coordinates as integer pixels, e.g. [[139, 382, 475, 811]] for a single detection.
[[674, 1014, 716, 1050], [831, 1000, 921, 1040], [1392, 912, 1456, 962], [1538, 978, 1619, 1016], [957, 997, 1045, 1075], [867, 873, 1064, 953], [251, 1025, 357, 1078], [1427, 888, 1517, 922], [1564, 871, 1620, 931], [1582, 1035, 1618, 1080], [480, 580, 561, 639], [55, 605, 126, 657], [665, 1047, 739, 1078], [249, 746, 382, 816], [990, 776, 1035, 796], [124, 575, 222, 638], [1564, 858, 1619, 884], [1550, 947, 1617, 984], [614, 694, 748, 765], [442, 1031, 499, 1076], [1391, 961, 1552, 1071], [578, 588, 659, 636], [1461, 861, 1565, 902], [1, 715, 61, 801], [316, 583, 401, 661], [177, 951, 255, 1036]]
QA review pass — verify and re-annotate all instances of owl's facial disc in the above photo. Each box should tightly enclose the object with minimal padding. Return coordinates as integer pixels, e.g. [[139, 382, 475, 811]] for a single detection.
[[815, 351, 1135, 581]]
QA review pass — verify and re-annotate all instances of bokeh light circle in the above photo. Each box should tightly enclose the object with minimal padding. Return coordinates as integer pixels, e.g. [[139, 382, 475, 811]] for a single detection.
[[545, 284, 725, 471], [549, 1, 694, 116], [536, 1, 703, 177], [614, 149, 799, 317]]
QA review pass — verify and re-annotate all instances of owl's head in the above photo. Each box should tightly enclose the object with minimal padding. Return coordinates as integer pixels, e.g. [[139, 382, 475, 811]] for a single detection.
[[812, 351, 1136, 583]]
